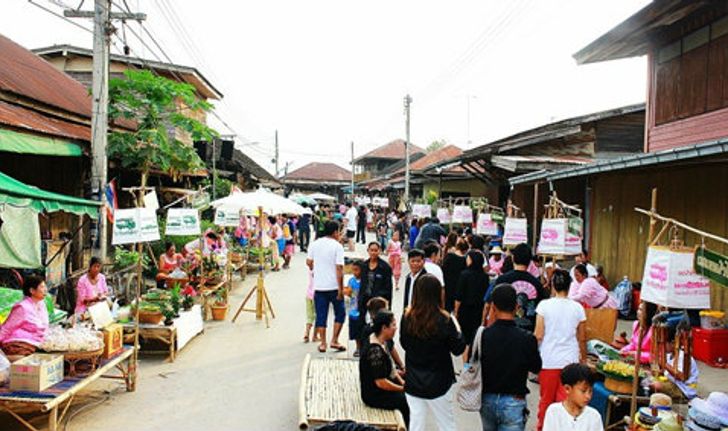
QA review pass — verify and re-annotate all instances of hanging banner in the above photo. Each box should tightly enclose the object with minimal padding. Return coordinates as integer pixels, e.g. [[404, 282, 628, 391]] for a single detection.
[[112, 208, 160, 245], [538, 218, 581, 255], [503, 218, 528, 245], [642, 246, 711, 309], [143, 190, 159, 210], [214, 206, 240, 227], [372, 197, 388, 208], [452, 205, 473, 224], [476, 213, 499, 235], [694, 246, 728, 287], [165, 208, 201, 236], [412, 204, 431, 219], [436, 208, 451, 224]]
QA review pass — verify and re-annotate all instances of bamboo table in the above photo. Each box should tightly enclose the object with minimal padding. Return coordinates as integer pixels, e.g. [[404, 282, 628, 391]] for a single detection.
[[0, 347, 134, 431], [121, 304, 204, 362]]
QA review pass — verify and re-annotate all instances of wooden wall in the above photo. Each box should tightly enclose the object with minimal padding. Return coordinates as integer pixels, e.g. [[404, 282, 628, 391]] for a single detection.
[[590, 162, 728, 312]]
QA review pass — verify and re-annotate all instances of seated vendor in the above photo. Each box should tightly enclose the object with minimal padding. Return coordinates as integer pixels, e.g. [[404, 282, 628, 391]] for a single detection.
[[157, 242, 183, 287], [569, 264, 617, 309], [76, 257, 109, 316], [619, 302, 655, 364], [0, 276, 49, 358]]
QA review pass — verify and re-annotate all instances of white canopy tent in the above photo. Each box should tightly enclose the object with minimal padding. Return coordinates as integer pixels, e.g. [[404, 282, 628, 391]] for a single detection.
[[211, 188, 305, 215]]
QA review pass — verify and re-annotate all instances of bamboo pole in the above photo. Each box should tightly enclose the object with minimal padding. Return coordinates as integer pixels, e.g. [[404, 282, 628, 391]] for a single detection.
[[635, 208, 728, 247], [129, 172, 148, 392], [532, 182, 539, 246]]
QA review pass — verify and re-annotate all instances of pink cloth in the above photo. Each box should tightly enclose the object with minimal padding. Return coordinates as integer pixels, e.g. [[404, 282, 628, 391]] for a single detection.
[[527, 260, 541, 279], [488, 256, 504, 275], [620, 321, 653, 364], [569, 277, 617, 309], [75, 273, 109, 315], [0, 297, 49, 347]]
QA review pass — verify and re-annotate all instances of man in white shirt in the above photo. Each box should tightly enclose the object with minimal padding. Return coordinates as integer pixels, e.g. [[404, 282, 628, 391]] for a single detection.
[[422, 242, 444, 286], [344, 203, 358, 251], [307, 220, 347, 352]]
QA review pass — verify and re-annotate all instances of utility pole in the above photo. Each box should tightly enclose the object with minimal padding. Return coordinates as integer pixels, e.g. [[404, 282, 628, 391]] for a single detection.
[[274, 130, 279, 178], [65, 2, 145, 260], [350, 141, 355, 201], [211, 138, 217, 200], [404, 94, 412, 204]]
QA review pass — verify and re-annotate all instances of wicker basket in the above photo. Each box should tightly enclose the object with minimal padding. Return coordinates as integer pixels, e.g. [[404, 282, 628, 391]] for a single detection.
[[604, 376, 633, 394], [138, 310, 164, 325], [165, 277, 189, 289], [62, 348, 104, 377]]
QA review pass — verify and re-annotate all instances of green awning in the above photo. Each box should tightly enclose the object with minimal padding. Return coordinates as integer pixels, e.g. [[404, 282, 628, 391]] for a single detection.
[[0, 171, 100, 216], [0, 128, 83, 156]]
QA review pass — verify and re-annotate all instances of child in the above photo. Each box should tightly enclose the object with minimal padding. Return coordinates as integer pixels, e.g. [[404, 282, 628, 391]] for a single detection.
[[543, 363, 603, 431], [359, 297, 404, 371], [282, 216, 296, 269], [345, 261, 364, 356], [303, 268, 317, 342], [386, 231, 403, 290], [376, 217, 388, 249]]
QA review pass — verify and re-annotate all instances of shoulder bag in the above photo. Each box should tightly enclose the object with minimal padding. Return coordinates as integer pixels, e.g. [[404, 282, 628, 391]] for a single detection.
[[456, 325, 485, 411]]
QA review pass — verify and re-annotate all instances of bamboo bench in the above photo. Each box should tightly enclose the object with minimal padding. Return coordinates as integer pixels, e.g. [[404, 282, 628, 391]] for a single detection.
[[298, 354, 406, 431]]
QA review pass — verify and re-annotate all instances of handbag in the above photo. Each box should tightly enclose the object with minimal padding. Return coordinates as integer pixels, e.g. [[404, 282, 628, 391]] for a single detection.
[[456, 325, 485, 411]]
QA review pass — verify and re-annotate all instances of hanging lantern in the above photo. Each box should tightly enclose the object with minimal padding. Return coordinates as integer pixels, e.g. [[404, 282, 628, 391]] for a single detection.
[[537, 218, 582, 255], [503, 218, 528, 245], [476, 213, 498, 235], [641, 245, 711, 309], [436, 207, 451, 224]]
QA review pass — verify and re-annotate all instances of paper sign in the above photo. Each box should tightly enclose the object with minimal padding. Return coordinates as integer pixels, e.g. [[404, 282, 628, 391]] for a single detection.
[[642, 246, 711, 309], [412, 204, 432, 218], [143, 190, 159, 210], [166, 208, 201, 236], [214, 206, 240, 227], [538, 218, 581, 255], [503, 218, 528, 245], [112, 208, 160, 245], [436, 208, 451, 224], [452, 205, 473, 224], [476, 213, 499, 235]]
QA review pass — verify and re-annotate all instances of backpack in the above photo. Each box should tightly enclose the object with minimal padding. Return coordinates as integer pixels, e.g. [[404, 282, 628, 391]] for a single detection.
[[612, 276, 632, 319]]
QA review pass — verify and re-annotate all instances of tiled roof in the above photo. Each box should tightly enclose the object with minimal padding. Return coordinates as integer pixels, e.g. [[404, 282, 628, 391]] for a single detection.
[[410, 145, 463, 171], [353, 139, 425, 163], [0, 35, 92, 118], [282, 162, 351, 182]]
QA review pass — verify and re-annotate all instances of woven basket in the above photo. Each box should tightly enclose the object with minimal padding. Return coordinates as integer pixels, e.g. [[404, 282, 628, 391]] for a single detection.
[[138, 310, 164, 325], [62, 348, 104, 377], [165, 277, 189, 289], [604, 376, 633, 394]]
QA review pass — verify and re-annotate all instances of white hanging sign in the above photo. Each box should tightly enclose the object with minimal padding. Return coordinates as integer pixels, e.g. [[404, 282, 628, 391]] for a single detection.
[[452, 205, 473, 224], [143, 190, 159, 210], [436, 208, 452, 224], [537, 218, 582, 255], [476, 213, 499, 235], [214, 206, 240, 227], [412, 204, 431, 218], [503, 218, 528, 246], [112, 208, 160, 245], [641, 246, 711, 309], [166, 208, 201, 236]]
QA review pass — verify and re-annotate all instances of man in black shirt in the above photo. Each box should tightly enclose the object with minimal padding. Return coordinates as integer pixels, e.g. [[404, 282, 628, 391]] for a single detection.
[[484, 243, 547, 332], [480, 284, 541, 431]]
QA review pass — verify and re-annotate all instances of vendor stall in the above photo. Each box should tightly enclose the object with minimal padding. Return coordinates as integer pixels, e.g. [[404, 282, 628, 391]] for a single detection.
[[122, 304, 203, 362]]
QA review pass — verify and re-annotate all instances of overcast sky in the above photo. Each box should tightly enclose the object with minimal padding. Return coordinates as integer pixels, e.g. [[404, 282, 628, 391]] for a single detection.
[[4, 0, 649, 174]]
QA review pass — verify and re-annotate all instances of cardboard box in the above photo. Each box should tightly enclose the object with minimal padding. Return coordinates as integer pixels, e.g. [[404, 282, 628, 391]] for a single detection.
[[10, 353, 64, 392], [102, 324, 124, 359]]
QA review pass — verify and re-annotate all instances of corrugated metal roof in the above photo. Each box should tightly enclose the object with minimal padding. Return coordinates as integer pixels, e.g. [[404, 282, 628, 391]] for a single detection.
[[283, 162, 351, 182], [0, 34, 92, 118], [0, 100, 90, 142], [509, 138, 728, 185], [353, 139, 425, 163]]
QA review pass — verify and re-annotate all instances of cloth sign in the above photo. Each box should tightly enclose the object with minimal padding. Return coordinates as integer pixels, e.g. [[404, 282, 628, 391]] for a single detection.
[[503, 218, 528, 245], [452, 205, 473, 224], [476, 213, 499, 235], [166, 208, 201, 236], [537, 218, 581, 255], [412, 204, 431, 218], [641, 246, 711, 309], [112, 208, 160, 245], [436, 208, 451, 224]]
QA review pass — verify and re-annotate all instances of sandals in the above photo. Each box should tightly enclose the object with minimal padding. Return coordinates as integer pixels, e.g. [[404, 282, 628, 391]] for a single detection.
[[317, 344, 327, 353], [330, 344, 346, 352], [303, 335, 310, 343]]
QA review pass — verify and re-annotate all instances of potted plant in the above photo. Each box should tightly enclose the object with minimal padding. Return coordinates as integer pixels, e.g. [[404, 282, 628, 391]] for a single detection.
[[181, 285, 197, 311], [211, 290, 228, 321]]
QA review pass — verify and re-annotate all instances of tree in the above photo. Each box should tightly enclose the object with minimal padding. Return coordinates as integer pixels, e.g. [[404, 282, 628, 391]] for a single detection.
[[108, 69, 218, 197], [426, 139, 447, 153]]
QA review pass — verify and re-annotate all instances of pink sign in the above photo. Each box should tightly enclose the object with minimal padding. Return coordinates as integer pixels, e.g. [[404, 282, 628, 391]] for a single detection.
[[537, 218, 581, 255], [503, 218, 528, 245], [412, 204, 432, 219], [641, 246, 711, 309], [452, 205, 473, 224], [476, 213, 498, 235], [436, 208, 452, 224]]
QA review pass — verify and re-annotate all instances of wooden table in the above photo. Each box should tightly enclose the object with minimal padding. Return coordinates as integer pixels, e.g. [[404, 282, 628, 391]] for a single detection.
[[122, 305, 204, 362], [0, 347, 134, 431]]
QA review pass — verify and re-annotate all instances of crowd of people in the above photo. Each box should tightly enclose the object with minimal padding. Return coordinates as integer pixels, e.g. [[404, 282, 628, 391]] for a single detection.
[[304, 203, 625, 431]]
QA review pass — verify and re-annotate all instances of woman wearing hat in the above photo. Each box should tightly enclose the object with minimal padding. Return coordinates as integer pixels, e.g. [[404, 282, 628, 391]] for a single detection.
[[487, 246, 504, 276]]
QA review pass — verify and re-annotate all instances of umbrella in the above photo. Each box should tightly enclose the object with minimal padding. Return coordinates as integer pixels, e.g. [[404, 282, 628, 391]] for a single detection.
[[290, 194, 317, 206], [308, 192, 336, 201], [211, 189, 305, 215]]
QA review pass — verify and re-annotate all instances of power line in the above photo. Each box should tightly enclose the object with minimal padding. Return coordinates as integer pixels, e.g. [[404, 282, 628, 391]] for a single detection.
[[28, 0, 92, 33]]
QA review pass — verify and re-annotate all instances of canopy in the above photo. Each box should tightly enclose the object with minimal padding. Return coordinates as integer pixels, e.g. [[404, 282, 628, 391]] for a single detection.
[[289, 193, 317, 206], [307, 192, 336, 201], [0, 129, 83, 157], [211, 189, 305, 216], [0, 170, 100, 216]]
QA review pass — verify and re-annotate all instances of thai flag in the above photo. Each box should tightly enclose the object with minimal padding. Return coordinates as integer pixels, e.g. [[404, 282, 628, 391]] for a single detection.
[[105, 180, 118, 223]]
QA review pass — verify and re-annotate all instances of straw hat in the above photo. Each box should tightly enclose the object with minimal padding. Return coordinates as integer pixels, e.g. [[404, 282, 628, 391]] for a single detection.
[[650, 393, 673, 409], [489, 246, 504, 255], [654, 412, 681, 431]]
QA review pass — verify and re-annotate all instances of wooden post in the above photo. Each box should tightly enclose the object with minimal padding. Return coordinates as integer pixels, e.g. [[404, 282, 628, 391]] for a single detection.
[[129, 172, 147, 392], [532, 182, 539, 247], [256, 206, 264, 320]]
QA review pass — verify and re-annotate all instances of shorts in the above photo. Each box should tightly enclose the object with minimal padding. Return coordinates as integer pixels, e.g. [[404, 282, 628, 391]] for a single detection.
[[349, 313, 363, 341], [277, 238, 286, 254], [284, 244, 295, 257], [314, 290, 345, 328], [346, 229, 356, 239]]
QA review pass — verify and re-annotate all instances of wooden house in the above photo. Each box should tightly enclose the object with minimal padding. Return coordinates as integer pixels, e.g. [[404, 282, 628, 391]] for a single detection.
[[281, 162, 351, 200]]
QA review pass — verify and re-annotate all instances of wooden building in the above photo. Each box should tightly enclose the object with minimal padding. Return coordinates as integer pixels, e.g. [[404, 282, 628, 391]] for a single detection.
[[511, 1, 728, 311], [281, 162, 351, 200], [353, 139, 425, 184]]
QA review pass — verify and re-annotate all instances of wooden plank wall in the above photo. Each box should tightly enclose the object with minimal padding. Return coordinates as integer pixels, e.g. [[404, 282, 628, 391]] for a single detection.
[[590, 162, 728, 312]]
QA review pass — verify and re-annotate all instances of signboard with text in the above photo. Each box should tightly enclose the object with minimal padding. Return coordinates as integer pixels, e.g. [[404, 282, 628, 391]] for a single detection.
[[112, 208, 160, 245], [476, 213, 499, 235], [642, 246, 711, 308], [165, 208, 201, 236], [452, 205, 473, 224], [412, 204, 432, 219], [214, 207, 240, 227], [537, 218, 581, 255], [503, 218, 528, 246], [436, 208, 451, 224], [694, 246, 728, 287]]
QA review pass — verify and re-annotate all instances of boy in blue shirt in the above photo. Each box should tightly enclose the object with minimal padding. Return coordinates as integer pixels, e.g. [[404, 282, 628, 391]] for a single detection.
[[345, 261, 365, 356]]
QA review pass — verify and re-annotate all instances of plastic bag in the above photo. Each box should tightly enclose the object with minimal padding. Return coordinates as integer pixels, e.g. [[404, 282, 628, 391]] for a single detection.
[[0, 351, 10, 385]]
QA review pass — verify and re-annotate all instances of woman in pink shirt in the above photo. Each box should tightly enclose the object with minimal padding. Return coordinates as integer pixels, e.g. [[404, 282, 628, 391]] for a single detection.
[[569, 264, 617, 309], [619, 301, 655, 364], [75, 257, 109, 316], [0, 275, 49, 358]]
